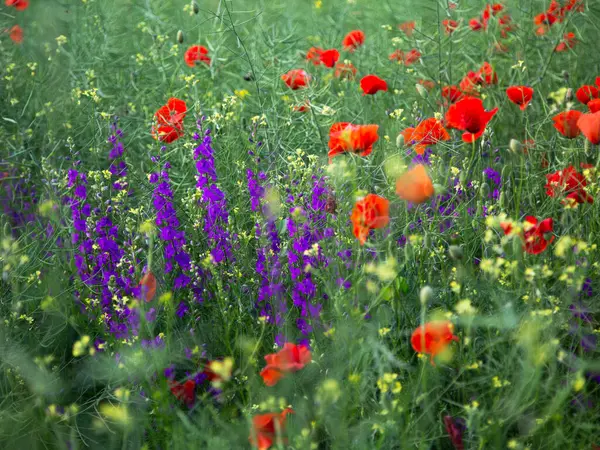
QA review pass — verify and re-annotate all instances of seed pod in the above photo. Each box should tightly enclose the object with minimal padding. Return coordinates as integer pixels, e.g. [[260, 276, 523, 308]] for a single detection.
[[423, 233, 431, 248], [325, 193, 337, 214], [449, 245, 463, 260], [419, 286, 433, 305], [192, 0, 199, 14], [404, 243, 414, 263], [177, 30, 184, 44]]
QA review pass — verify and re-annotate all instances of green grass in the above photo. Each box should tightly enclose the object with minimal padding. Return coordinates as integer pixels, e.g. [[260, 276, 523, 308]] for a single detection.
[[1, 0, 600, 449]]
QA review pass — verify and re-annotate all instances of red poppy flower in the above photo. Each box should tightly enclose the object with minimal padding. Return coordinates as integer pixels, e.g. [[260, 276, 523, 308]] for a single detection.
[[469, 17, 484, 31], [479, 61, 497, 85], [396, 164, 435, 204], [442, 85, 463, 104], [281, 69, 310, 90], [328, 122, 379, 161], [333, 62, 357, 79], [360, 74, 388, 95], [305, 46, 324, 65], [552, 110, 582, 138], [499, 14, 516, 37], [411, 321, 459, 365], [139, 271, 157, 302], [184, 45, 210, 67], [545, 165, 593, 204], [260, 343, 311, 386], [577, 111, 600, 145], [169, 379, 196, 407], [5, 0, 28, 10], [351, 194, 389, 245], [445, 96, 498, 143], [319, 48, 340, 68], [522, 216, 554, 255], [576, 85, 599, 105], [399, 21, 416, 36], [534, 12, 557, 26], [555, 32, 577, 52], [250, 409, 293, 450], [506, 86, 534, 110], [588, 98, 600, 113], [8, 24, 23, 44], [389, 49, 421, 66], [153, 98, 187, 143], [459, 71, 482, 96], [292, 100, 310, 113], [442, 19, 459, 35], [342, 30, 365, 52], [402, 118, 450, 155], [493, 42, 509, 53], [418, 79, 436, 91]]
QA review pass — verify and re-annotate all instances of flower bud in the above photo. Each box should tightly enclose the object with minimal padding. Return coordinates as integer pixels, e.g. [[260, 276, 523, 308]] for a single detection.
[[449, 245, 463, 260], [192, 0, 199, 14], [419, 286, 433, 305], [479, 182, 490, 198], [509, 138, 522, 154], [562, 70, 569, 82], [396, 133, 404, 148], [415, 83, 427, 98], [177, 30, 184, 44]]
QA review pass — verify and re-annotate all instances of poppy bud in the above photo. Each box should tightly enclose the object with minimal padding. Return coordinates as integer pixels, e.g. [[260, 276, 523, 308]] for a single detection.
[[512, 233, 523, 259], [404, 243, 414, 262], [423, 233, 431, 248], [192, 0, 199, 14], [415, 83, 427, 98], [565, 88, 573, 103], [177, 30, 184, 44], [449, 245, 463, 260], [419, 286, 433, 305], [479, 182, 490, 198], [499, 191, 507, 208], [243, 72, 254, 81], [562, 70, 569, 82], [509, 138, 522, 153], [396, 133, 404, 148]]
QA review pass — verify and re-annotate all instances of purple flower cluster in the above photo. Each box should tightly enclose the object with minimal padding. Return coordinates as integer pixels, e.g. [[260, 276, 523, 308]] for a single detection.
[[108, 119, 128, 192], [483, 167, 501, 201], [193, 126, 233, 264], [0, 169, 39, 234]]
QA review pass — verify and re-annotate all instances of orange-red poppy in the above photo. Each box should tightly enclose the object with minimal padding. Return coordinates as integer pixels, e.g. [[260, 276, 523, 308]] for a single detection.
[[360, 74, 387, 95], [333, 62, 357, 79], [350, 194, 389, 245], [389, 49, 421, 66], [305, 46, 324, 65], [552, 110, 582, 138], [319, 48, 340, 68], [184, 45, 210, 67], [555, 32, 577, 52], [402, 118, 450, 155], [153, 98, 187, 144], [411, 321, 459, 365], [506, 86, 534, 110], [328, 122, 379, 161], [588, 98, 600, 113], [577, 111, 600, 145], [292, 100, 310, 113], [8, 25, 23, 44], [399, 21, 416, 36], [469, 17, 485, 31], [576, 85, 599, 105], [445, 96, 498, 143], [441, 85, 463, 104], [5, 0, 28, 10], [140, 272, 157, 302], [281, 69, 310, 90], [342, 30, 365, 52], [395, 164, 435, 204], [260, 343, 311, 386], [418, 79, 436, 91], [442, 19, 459, 35], [250, 409, 293, 450]]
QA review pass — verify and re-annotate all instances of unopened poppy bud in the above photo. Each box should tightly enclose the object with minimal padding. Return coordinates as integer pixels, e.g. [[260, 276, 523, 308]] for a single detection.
[[404, 243, 414, 262], [192, 0, 199, 14], [512, 234, 523, 258], [565, 88, 573, 103], [419, 286, 433, 305], [449, 245, 463, 260], [509, 138, 522, 153], [177, 30, 184, 44], [415, 83, 427, 98], [562, 70, 569, 82], [499, 191, 507, 208], [479, 182, 490, 198], [396, 133, 404, 148], [423, 233, 431, 248]]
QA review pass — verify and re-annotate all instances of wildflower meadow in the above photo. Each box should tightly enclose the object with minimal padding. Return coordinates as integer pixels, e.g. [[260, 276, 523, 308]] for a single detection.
[[2, 0, 600, 448]]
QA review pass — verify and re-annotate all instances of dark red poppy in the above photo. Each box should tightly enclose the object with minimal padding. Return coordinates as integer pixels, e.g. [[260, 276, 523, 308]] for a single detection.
[[506, 86, 534, 110], [342, 30, 365, 52], [442, 85, 463, 104], [469, 17, 484, 31], [545, 165, 593, 204], [577, 111, 600, 145], [319, 49, 340, 68], [443, 416, 466, 450], [555, 32, 577, 52], [552, 110, 582, 138], [5, 0, 28, 10], [184, 45, 210, 67], [169, 379, 196, 407], [399, 21, 416, 36], [588, 98, 600, 113], [522, 216, 554, 254], [333, 62, 357, 79], [292, 100, 310, 113], [153, 98, 187, 143], [499, 14, 516, 37], [418, 79, 436, 91], [281, 69, 310, 90], [305, 47, 323, 65], [360, 74, 388, 95], [8, 24, 23, 44], [442, 19, 459, 35], [445, 96, 498, 143], [250, 409, 293, 450], [576, 85, 599, 105], [328, 122, 379, 160]]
